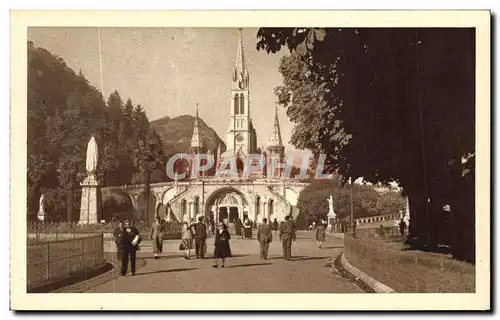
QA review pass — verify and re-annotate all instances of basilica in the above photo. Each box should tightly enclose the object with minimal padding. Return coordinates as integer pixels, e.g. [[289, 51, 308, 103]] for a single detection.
[[96, 29, 307, 225]]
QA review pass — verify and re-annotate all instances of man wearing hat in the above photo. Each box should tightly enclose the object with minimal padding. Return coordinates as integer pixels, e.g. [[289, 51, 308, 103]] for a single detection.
[[120, 219, 141, 276], [257, 218, 273, 259], [193, 216, 208, 259], [279, 215, 296, 261]]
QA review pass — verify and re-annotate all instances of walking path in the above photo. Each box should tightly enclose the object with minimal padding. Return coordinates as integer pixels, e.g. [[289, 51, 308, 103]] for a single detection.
[[83, 231, 364, 293]]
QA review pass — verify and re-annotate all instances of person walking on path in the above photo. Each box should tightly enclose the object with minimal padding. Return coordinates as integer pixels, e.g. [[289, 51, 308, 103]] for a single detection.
[[120, 219, 141, 276], [193, 216, 208, 259], [149, 216, 165, 259], [315, 219, 326, 249], [257, 218, 273, 259], [399, 218, 407, 236], [279, 215, 296, 261], [213, 222, 231, 268], [271, 218, 278, 235], [181, 221, 194, 259], [113, 220, 123, 261]]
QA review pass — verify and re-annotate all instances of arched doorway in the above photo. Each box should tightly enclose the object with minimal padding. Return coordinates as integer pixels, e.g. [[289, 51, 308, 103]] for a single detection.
[[219, 193, 240, 223], [204, 187, 249, 224], [194, 196, 200, 219], [268, 199, 274, 221], [180, 199, 188, 222], [161, 188, 177, 221], [137, 191, 156, 224], [101, 189, 134, 222]]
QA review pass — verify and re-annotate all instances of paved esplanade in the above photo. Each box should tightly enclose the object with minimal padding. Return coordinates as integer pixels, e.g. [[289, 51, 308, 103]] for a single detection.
[[85, 232, 363, 293]]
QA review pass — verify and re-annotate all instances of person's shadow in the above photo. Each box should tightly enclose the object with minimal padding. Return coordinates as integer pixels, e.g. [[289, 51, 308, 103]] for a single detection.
[[225, 263, 272, 268], [134, 268, 198, 276]]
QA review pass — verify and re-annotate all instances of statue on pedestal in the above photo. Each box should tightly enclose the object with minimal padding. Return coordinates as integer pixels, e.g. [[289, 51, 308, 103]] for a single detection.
[[85, 136, 98, 180], [328, 195, 334, 213], [327, 195, 336, 230], [79, 136, 100, 224], [37, 194, 45, 221]]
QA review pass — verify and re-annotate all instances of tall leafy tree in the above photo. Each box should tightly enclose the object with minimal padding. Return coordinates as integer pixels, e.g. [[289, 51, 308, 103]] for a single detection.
[[256, 28, 475, 262], [133, 128, 165, 224]]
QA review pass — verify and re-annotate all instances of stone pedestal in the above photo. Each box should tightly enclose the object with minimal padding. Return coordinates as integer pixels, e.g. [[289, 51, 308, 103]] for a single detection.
[[78, 175, 100, 224], [327, 212, 336, 230], [37, 211, 45, 221]]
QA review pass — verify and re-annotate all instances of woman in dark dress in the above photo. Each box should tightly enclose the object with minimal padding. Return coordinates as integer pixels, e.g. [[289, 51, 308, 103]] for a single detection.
[[213, 222, 231, 268], [315, 219, 326, 249]]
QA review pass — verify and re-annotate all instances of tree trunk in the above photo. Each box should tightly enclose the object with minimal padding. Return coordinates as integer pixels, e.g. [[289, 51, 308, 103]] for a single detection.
[[66, 189, 73, 222], [451, 175, 475, 263]]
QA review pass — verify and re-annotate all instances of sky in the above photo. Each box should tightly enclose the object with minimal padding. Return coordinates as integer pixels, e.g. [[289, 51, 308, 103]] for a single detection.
[[27, 27, 302, 151]]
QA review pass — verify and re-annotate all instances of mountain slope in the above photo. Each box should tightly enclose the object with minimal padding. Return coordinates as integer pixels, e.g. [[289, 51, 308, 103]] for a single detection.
[[151, 115, 226, 157]]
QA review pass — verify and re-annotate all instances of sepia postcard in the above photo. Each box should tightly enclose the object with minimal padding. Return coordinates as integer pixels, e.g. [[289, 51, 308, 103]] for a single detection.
[[10, 10, 490, 311]]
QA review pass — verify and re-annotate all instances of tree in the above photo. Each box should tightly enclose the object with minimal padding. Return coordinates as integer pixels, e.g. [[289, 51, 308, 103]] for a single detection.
[[256, 28, 475, 261], [133, 128, 165, 224], [27, 42, 165, 222], [296, 178, 404, 229]]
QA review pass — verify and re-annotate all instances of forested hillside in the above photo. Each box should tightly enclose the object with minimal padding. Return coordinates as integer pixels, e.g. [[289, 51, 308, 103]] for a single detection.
[[27, 41, 164, 222]]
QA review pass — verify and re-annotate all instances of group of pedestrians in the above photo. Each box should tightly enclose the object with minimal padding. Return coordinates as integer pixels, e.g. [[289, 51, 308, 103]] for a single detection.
[[180, 216, 231, 268], [180, 216, 208, 259], [113, 214, 301, 276]]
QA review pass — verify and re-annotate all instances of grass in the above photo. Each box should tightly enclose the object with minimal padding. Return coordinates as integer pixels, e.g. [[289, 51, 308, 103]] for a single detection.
[[344, 230, 475, 293]]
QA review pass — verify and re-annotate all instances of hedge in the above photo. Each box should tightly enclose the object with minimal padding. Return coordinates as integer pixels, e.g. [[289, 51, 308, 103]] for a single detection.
[[27, 221, 183, 237]]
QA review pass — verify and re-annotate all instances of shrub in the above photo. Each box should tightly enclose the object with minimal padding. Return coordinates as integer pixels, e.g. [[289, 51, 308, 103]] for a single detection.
[[27, 221, 183, 237], [296, 178, 406, 223]]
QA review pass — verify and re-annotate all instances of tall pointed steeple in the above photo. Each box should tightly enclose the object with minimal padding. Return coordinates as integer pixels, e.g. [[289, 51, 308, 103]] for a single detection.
[[266, 104, 285, 156], [190, 104, 202, 153], [232, 28, 249, 91], [273, 105, 283, 147]]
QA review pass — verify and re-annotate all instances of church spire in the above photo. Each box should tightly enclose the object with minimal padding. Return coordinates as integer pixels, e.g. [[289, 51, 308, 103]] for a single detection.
[[190, 103, 202, 152], [236, 28, 246, 75], [233, 28, 249, 90], [266, 104, 284, 156], [273, 105, 283, 147]]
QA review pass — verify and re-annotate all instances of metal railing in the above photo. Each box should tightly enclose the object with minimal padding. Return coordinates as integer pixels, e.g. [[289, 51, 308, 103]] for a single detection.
[[27, 234, 104, 288]]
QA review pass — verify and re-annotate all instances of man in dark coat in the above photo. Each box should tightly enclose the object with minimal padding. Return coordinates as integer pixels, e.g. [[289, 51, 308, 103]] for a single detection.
[[120, 219, 141, 276], [193, 216, 207, 259], [279, 215, 296, 261], [257, 218, 273, 259]]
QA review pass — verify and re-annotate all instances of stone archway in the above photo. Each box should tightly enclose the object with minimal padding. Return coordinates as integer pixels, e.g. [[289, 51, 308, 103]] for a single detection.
[[101, 189, 134, 222], [136, 191, 157, 224], [205, 187, 249, 224]]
